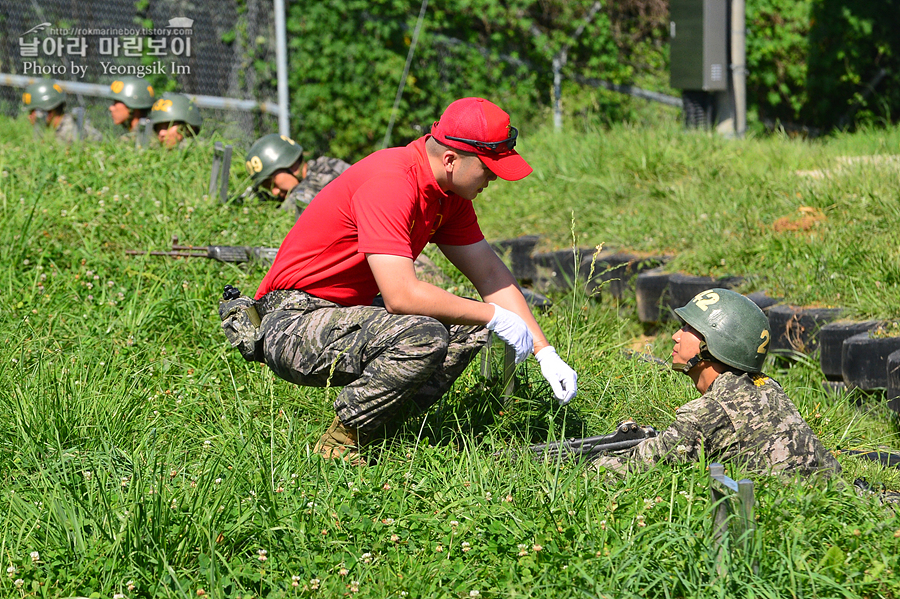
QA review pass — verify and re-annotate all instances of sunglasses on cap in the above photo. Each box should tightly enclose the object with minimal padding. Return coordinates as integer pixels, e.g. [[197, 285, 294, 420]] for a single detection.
[[445, 126, 518, 153]]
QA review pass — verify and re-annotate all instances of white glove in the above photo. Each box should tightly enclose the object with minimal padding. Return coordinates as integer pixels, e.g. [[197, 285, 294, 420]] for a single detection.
[[535, 346, 578, 405], [486, 304, 533, 364]]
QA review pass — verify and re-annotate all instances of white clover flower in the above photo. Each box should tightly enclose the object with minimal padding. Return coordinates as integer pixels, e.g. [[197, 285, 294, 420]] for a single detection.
[[361, 552, 372, 564], [258, 549, 267, 562], [127, 580, 135, 591], [450, 520, 459, 527], [310, 578, 321, 589], [30, 551, 39, 562], [469, 591, 480, 598], [461, 541, 471, 552], [14, 579, 24, 588], [214, 478, 222, 485], [291, 575, 301, 587], [113, 594, 124, 599], [7, 565, 16, 576], [339, 567, 349, 576], [350, 580, 360, 593]]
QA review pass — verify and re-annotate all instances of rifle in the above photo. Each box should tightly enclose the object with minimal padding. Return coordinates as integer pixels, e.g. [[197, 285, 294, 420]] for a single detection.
[[126, 236, 278, 264], [518, 421, 657, 462]]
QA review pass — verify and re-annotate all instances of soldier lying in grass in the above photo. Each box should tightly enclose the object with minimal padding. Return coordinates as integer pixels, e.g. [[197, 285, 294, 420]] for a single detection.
[[244, 133, 351, 218], [107, 76, 154, 141], [23, 79, 102, 144], [594, 288, 840, 476], [150, 92, 202, 149]]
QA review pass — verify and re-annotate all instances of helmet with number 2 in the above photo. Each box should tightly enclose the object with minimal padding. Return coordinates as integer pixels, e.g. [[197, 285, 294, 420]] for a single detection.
[[244, 133, 304, 189], [150, 92, 202, 129], [674, 288, 770, 373]]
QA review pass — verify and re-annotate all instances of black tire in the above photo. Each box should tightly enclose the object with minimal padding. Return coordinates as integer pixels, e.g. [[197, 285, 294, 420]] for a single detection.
[[521, 288, 553, 311], [822, 380, 847, 396], [581, 251, 668, 299], [819, 321, 882, 380], [532, 248, 587, 291], [767, 305, 843, 358], [666, 273, 745, 311], [682, 90, 714, 129], [885, 349, 900, 412], [491, 235, 540, 283], [746, 291, 782, 312], [635, 268, 673, 323], [841, 332, 900, 391]]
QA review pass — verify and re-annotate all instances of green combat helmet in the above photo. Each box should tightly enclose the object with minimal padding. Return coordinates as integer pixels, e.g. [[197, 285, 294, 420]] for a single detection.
[[673, 288, 771, 373], [244, 133, 303, 190], [150, 92, 202, 131], [108, 76, 155, 110], [23, 80, 66, 111]]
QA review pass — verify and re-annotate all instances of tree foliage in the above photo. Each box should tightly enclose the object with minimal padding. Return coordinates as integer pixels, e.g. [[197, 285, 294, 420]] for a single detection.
[[237, 0, 899, 159], [278, 0, 670, 161]]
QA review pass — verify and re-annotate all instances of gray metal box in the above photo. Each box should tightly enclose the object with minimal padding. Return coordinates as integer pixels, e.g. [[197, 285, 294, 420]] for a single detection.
[[669, 0, 728, 91]]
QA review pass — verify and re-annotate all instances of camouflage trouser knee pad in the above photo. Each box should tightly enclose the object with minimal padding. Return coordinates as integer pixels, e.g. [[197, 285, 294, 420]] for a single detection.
[[335, 317, 452, 430], [258, 295, 482, 431]]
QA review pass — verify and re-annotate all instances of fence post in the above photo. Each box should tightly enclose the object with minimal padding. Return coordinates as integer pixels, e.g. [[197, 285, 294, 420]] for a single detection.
[[709, 462, 756, 577], [209, 142, 234, 203], [479, 332, 518, 398]]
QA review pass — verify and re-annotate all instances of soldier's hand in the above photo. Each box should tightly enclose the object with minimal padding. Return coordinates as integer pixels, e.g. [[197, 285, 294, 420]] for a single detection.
[[486, 304, 533, 364], [535, 346, 578, 405]]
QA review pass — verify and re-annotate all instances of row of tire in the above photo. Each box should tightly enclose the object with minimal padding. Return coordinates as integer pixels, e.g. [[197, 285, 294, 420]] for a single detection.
[[491, 237, 900, 411]]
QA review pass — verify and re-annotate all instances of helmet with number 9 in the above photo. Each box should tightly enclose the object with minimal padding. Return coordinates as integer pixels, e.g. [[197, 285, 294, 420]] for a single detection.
[[674, 288, 770, 373], [23, 80, 66, 111], [244, 133, 304, 190]]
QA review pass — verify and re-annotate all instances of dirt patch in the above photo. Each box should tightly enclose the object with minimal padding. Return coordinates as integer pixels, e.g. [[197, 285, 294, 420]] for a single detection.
[[772, 206, 826, 232]]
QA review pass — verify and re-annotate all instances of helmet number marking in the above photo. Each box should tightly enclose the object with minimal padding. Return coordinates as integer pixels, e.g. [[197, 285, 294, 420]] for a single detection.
[[246, 156, 263, 173], [693, 292, 720, 311], [757, 330, 770, 354], [152, 99, 173, 112]]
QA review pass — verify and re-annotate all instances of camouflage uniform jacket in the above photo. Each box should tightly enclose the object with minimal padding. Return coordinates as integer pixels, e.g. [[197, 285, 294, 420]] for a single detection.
[[55, 113, 102, 143], [594, 371, 840, 476], [281, 156, 351, 218]]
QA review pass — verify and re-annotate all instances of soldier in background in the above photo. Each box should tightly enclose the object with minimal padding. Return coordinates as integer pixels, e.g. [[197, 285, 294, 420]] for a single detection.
[[108, 76, 154, 140], [149, 92, 202, 149], [594, 288, 840, 476], [244, 133, 351, 218], [22, 79, 102, 144]]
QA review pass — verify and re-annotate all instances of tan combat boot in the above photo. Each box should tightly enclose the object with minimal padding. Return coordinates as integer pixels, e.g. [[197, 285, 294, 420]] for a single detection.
[[314, 416, 367, 466]]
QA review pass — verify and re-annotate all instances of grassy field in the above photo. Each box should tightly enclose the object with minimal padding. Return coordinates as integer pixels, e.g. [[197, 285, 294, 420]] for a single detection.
[[1, 113, 899, 598]]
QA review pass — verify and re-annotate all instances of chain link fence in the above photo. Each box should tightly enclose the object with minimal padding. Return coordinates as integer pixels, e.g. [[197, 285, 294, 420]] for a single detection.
[[0, 0, 279, 143]]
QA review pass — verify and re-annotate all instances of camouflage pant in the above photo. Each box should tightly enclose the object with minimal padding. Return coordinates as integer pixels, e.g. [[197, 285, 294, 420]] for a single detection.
[[257, 289, 489, 431]]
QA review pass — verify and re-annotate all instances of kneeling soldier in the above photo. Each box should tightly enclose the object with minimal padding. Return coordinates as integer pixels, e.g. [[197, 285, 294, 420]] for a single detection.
[[150, 92, 202, 149], [244, 133, 350, 218], [594, 288, 839, 476], [23, 79, 102, 143]]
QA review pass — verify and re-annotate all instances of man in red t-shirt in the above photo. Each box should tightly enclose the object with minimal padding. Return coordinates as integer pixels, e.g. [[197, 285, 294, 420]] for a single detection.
[[252, 97, 577, 464]]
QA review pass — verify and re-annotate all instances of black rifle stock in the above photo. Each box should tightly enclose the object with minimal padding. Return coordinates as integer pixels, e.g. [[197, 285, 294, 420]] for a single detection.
[[126, 236, 278, 264], [519, 421, 657, 462]]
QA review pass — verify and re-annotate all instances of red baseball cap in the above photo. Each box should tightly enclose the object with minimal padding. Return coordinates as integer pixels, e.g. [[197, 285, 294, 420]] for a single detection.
[[431, 97, 533, 181]]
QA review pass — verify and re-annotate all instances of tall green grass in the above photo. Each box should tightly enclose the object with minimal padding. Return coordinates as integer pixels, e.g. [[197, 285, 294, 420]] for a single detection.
[[1, 116, 899, 598]]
